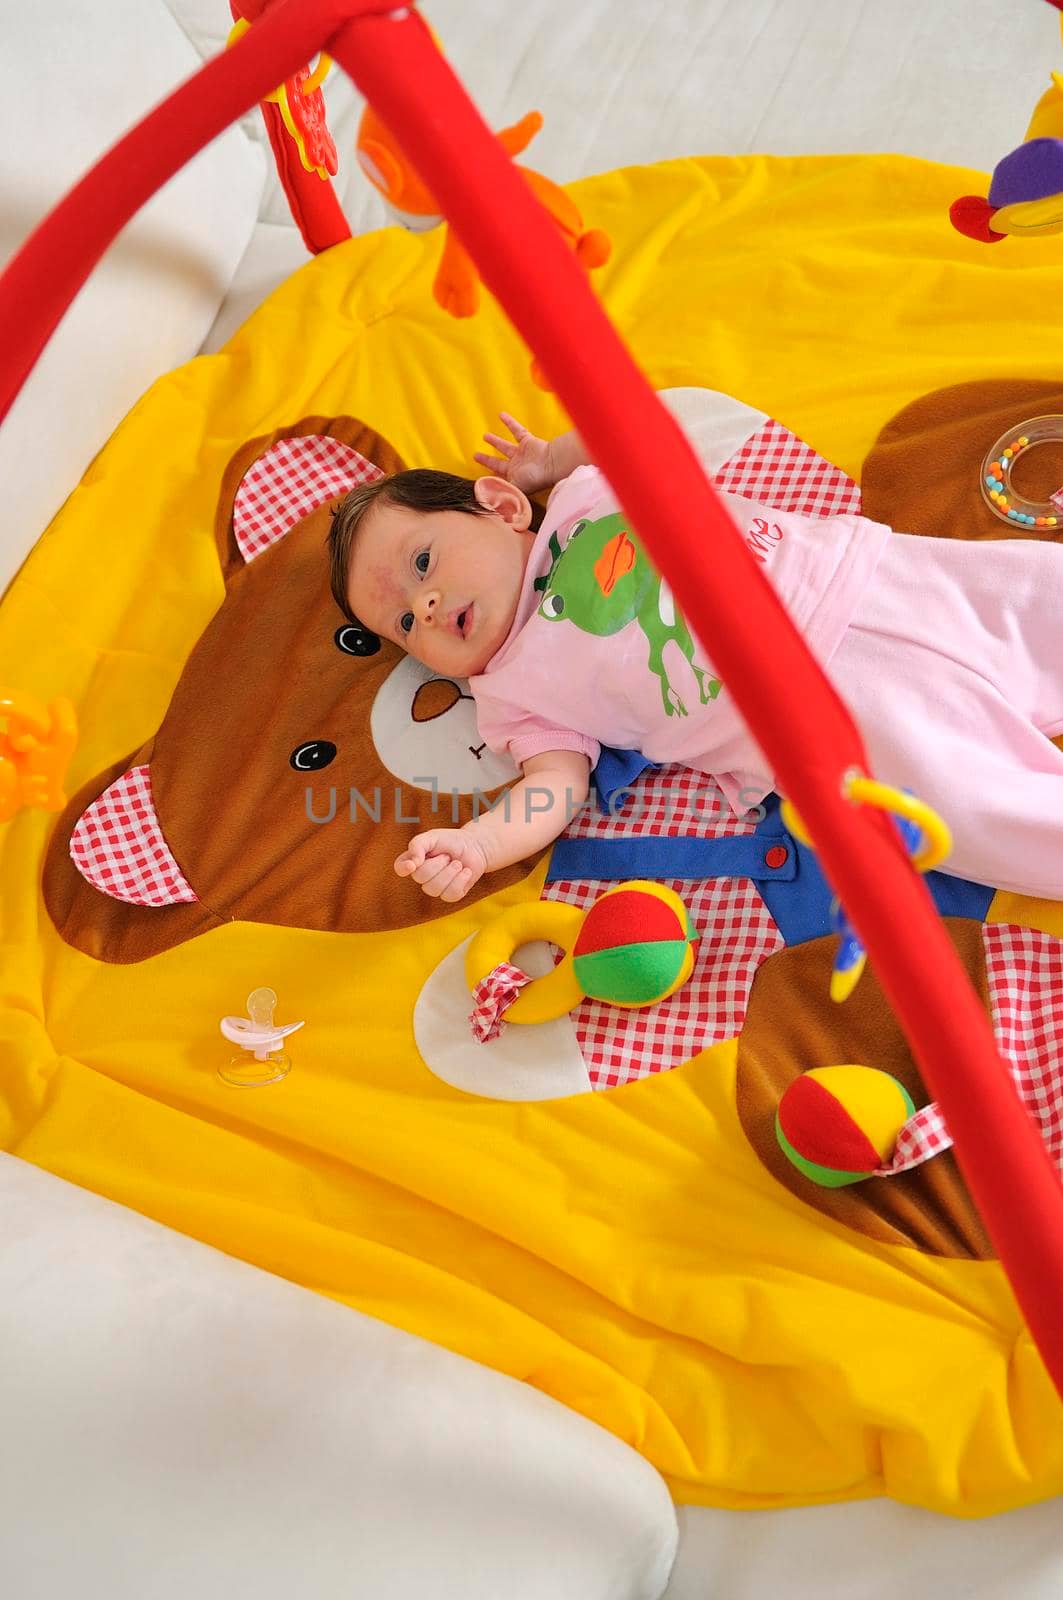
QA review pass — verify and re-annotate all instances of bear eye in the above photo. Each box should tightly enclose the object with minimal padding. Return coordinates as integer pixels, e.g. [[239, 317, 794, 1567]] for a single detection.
[[334, 624, 380, 657], [414, 549, 430, 575], [542, 593, 565, 618], [290, 740, 337, 772]]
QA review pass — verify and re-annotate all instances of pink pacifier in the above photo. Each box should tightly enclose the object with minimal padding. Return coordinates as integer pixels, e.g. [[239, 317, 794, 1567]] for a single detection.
[[218, 986, 304, 1087]]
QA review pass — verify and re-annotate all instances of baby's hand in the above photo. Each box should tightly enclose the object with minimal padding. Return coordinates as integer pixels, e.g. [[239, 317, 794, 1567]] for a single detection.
[[395, 829, 489, 903], [473, 412, 555, 496]]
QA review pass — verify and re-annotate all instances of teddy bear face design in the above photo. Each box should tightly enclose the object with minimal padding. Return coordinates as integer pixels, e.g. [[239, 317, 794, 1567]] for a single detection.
[[43, 417, 538, 963]]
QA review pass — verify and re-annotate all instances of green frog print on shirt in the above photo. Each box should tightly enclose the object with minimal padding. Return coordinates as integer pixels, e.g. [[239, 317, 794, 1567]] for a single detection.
[[533, 513, 722, 717]]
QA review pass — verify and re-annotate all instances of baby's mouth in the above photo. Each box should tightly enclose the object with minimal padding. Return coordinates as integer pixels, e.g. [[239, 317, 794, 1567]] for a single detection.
[[458, 604, 474, 638]]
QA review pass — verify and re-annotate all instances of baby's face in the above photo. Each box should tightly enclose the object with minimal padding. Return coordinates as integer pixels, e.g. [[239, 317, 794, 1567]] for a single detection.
[[346, 482, 534, 677]]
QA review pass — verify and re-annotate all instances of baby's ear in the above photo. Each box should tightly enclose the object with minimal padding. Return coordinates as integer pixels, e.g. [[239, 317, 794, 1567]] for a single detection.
[[473, 475, 531, 528]]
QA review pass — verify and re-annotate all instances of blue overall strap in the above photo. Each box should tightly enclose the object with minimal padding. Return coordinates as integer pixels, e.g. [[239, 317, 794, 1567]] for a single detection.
[[549, 788, 994, 947], [546, 795, 797, 883]]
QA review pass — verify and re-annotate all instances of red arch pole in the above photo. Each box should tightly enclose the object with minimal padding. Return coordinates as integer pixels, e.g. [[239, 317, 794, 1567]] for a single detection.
[[0, 0, 382, 429], [334, 13, 1063, 1383], [229, 0, 351, 254], [0, 2, 1060, 1394]]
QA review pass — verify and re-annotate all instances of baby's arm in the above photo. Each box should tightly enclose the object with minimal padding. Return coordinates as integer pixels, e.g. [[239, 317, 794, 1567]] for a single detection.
[[394, 749, 592, 903]]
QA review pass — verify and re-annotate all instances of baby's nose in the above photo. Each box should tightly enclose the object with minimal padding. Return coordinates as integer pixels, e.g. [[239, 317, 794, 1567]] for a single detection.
[[418, 589, 442, 623]]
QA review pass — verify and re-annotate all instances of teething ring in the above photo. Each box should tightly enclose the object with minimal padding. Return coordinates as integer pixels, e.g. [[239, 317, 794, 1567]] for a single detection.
[[841, 775, 951, 873], [466, 881, 700, 1036], [781, 774, 952, 875], [227, 19, 336, 180], [980, 415, 1063, 529], [781, 776, 951, 1003], [465, 900, 585, 1024]]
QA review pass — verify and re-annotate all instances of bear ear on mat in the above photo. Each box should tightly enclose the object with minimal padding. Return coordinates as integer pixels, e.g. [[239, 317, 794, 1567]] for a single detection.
[[42, 416, 546, 964], [213, 415, 406, 580], [860, 378, 1063, 543]]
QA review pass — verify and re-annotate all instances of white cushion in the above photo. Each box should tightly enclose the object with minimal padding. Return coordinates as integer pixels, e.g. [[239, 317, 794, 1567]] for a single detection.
[[665, 1498, 1063, 1600], [0, 0, 266, 596], [0, 1155, 677, 1600]]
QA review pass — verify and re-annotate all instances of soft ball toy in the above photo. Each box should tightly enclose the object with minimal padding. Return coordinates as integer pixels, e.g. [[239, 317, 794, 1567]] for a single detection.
[[775, 1065, 915, 1188], [572, 883, 698, 1006], [466, 881, 698, 1042]]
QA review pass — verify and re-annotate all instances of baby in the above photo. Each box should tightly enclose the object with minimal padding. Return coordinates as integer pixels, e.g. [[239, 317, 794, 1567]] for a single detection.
[[329, 406, 1063, 905]]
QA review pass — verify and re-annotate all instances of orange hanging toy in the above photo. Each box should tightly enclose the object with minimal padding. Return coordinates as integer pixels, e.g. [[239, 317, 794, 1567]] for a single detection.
[[355, 34, 610, 387], [0, 690, 77, 823]]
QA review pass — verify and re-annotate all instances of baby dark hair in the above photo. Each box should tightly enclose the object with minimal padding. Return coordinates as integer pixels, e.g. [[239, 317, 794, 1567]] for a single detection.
[[328, 469, 489, 624], [328, 467, 544, 624]]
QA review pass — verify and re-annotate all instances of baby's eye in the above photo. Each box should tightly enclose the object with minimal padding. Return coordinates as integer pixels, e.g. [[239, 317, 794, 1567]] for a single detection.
[[400, 611, 415, 635], [414, 549, 430, 575]]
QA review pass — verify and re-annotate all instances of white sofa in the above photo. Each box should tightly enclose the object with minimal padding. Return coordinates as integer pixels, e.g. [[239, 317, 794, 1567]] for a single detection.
[[3, 1, 1062, 1595], [0, 1154, 677, 1600]]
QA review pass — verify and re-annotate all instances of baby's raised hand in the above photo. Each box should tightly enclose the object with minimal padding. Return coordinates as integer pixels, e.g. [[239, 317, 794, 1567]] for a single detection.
[[473, 412, 554, 496], [395, 829, 489, 903]]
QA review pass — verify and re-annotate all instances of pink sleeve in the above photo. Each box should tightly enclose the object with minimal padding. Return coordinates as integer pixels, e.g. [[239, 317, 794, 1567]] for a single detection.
[[509, 726, 600, 770], [472, 685, 599, 771]]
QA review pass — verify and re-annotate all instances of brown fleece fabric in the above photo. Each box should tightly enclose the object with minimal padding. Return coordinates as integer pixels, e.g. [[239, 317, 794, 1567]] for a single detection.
[[861, 378, 1063, 543], [735, 920, 994, 1259]]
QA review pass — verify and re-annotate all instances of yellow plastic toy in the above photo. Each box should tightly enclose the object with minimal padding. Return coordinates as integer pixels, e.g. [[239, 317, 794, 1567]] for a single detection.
[[781, 774, 951, 1002], [0, 690, 77, 822], [465, 880, 698, 1035], [227, 18, 336, 181]]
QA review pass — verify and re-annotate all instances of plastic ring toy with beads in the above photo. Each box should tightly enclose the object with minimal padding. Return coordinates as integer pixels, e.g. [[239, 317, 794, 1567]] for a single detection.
[[980, 414, 1063, 529]]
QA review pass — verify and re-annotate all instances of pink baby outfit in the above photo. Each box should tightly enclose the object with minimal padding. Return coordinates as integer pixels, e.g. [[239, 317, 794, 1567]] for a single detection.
[[470, 465, 891, 805], [469, 465, 1063, 899]]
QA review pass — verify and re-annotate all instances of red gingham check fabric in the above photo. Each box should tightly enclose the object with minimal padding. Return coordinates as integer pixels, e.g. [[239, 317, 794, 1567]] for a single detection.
[[983, 923, 1063, 1172], [544, 766, 782, 1089], [232, 435, 383, 562], [878, 1103, 953, 1175], [69, 764, 198, 907], [539, 419, 857, 1090], [469, 962, 533, 1043], [878, 923, 1063, 1175], [713, 418, 862, 516]]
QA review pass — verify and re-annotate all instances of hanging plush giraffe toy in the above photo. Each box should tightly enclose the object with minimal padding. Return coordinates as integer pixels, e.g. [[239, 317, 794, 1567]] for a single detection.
[[355, 33, 610, 386], [357, 101, 610, 321]]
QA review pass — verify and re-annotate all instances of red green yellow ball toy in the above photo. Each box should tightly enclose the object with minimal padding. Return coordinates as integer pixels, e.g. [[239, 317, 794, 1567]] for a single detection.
[[776, 1065, 915, 1187], [465, 879, 698, 1025], [572, 882, 698, 1005]]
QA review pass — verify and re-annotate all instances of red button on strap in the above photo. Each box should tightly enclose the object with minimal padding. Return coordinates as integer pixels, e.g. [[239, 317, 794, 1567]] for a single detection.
[[764, 845, 789, 869]]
